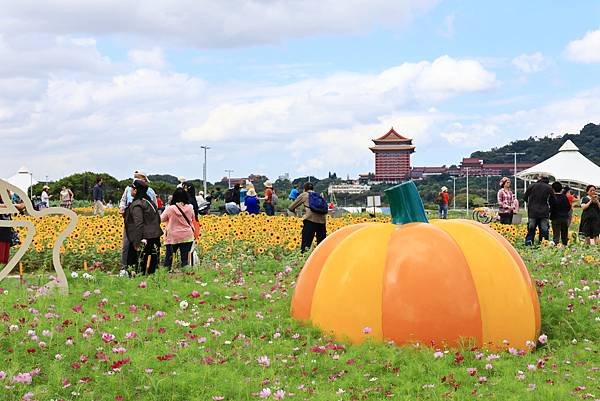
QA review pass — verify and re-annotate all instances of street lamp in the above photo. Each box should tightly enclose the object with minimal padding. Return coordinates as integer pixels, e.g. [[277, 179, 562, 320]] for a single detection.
[[225, 169, 234, 188], [451, 176, 457, 210], [506, 152, 525, 198], [466, 167, 470, 215], [201, 145, 210, 196]]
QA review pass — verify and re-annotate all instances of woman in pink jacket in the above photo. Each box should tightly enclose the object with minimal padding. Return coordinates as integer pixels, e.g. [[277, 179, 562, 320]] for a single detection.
[[161, 188, 196, 268]]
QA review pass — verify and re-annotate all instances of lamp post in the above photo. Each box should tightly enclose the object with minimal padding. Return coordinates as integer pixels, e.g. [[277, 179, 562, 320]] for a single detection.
[[451, 176, 457, 210], [466, 167, 469, 215], [201, 145, 210, 196], [225, 169, 234, 189], [506, 152, 525, 198]]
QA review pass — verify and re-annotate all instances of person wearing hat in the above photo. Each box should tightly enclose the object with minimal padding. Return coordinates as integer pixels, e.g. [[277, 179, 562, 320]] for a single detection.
[[124, 180, 163, 274], [118, 170, 157, 270], [40, 185, 52, 209], [497, 177, 516, 225], [523, 175, 554, 246], [437, 186, 449, 219], [244, 188, 260, 214], [262, 180, 275, 216], [177, 176, 186, 189]]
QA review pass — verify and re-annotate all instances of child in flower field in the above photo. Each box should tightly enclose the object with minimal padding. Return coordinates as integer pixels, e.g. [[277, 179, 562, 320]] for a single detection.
[[125, 180, 163, 274], [161, 188, 196, 269]]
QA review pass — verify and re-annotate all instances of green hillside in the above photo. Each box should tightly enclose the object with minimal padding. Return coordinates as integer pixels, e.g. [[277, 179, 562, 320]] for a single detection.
[[471, 122, 600, 165]]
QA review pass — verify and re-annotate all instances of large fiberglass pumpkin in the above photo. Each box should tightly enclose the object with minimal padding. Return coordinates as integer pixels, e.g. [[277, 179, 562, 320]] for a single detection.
[[291, 181, 540, 350]]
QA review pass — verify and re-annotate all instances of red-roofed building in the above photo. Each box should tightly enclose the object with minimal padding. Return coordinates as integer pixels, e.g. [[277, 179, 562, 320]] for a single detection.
[[369, 128, 415, 182]]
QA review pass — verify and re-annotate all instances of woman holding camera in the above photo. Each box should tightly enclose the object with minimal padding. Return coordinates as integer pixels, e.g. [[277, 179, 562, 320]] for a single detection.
[[579, 184, 600, 245]]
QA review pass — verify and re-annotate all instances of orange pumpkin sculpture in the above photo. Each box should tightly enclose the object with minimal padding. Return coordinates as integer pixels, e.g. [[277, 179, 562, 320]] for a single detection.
[[291, 181, 540, 349]]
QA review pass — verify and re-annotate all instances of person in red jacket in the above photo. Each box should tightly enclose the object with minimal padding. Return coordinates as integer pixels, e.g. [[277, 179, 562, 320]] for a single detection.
[[437, 186, 450, 219]]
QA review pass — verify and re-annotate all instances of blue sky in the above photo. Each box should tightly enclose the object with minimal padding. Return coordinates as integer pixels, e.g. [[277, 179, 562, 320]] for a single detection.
[[1, 1, 599, 182]]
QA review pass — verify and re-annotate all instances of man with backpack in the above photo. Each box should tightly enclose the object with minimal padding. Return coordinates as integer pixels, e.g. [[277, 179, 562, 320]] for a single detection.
[[288, 182, 328, 253]]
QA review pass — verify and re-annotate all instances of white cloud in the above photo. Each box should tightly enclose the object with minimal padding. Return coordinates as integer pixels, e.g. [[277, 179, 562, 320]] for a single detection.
[[128, 48, 167, 69], [0, 0, 439, 48], [439, 87, 600, 153], [512, 52, 548, 73], [565, 28, 600, 63], [183, 56, 497, 142]]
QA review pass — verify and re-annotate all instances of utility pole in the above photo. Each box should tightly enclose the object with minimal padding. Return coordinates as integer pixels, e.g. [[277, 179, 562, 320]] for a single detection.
[[201, 145, 210, 196], [485, 175, 489, 204], [451, 176, 457, 210], [466, 167, 469, 216], [506, 152, 526, 198], [225, 169, 234, 189]]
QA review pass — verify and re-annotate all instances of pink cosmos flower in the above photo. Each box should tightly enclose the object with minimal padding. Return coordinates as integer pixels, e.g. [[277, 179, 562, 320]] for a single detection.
[[125, 332, 137, 339], [101, 332, 115, 343], [273, 389, 286, 400], [0, 371, 6, 380], [198, 337, 207, 343], [191, 290, 201, 298], [433, 351, 444, 359], [154, 311, 166, 318], [478, 376, 487, 384], [138, 281, 147, 288], [259, 388, 272, 399], [538, 334, 548, 344], [22, 392, 34, 401], [257, 356, 270, 367], [485, 364, 493, 370], [212, 397, 225, 400], [466, 368, 477, 376], [12, 372, 32, 384], [362, 327, 373, 334]]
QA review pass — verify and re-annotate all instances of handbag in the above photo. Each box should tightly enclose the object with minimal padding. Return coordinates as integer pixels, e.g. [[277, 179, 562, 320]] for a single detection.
[[175, 204, 200, 239], [190, 241, 200, 266]]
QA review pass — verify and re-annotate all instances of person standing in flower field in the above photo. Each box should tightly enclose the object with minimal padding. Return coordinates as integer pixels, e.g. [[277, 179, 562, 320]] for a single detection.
[[579, 184, 600, 245], [161, 188, 196, 269], [437, 186, 449, 219], [262, 180, 275, 216], [497, 177, 516, 225], [549, 181, 571, 246], [92, 177, 104, 216], [523, 175, 554, 246], [119, 170, 157, 270], [288, 184, 299, 201], [59, 186, 74, 209], [288, 182, 328, 253], [125, 180, 163, 274]]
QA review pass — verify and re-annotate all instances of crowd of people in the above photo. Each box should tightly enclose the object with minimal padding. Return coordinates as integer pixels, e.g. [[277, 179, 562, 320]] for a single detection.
[[111, 171, 329, 274], [3, 170, 598, 275], [436, 175, 599, 246]]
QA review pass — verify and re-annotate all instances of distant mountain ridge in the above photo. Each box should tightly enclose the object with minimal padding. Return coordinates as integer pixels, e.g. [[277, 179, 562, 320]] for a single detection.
[[471, 123, 600, 165]]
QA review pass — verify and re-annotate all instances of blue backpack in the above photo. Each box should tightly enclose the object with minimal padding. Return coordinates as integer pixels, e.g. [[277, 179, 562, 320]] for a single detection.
[[307, 192, 329, 215]]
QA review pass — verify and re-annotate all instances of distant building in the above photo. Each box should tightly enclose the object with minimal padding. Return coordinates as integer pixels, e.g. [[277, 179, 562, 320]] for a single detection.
[[328, 183, 371, 194], [411, 166, 449, 179], [369, 128, 415, 182], [278, 173, 290, 181], [458, 158, 534, 176]]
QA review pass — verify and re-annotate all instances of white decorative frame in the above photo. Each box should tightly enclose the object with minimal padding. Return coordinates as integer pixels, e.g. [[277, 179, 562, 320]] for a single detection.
[[0, 179, 78, 293]]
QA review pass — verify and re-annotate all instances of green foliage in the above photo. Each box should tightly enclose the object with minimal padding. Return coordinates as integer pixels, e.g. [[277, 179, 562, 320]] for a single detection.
[[471, 122, 600, 165], [0, 244, 598, 400]]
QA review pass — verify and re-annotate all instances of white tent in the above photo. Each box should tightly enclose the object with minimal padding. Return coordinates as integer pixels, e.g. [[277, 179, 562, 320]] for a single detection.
[[516, 140, 600, 191], [4, 166, 37, 194]]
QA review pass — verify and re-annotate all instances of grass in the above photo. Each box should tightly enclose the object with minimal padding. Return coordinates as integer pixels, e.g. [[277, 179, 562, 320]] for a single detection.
[[0, 243, 598, 400]]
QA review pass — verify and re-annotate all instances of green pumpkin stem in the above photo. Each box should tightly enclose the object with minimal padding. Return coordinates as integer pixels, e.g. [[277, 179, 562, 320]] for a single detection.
[[384, 181, 429, 225]]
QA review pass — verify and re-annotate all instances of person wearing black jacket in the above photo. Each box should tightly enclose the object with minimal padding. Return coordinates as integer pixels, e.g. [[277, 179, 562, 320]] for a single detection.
[[125, 180, 163, 274], [523, 176, 554, 246], [549, 181, 571, 246]]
